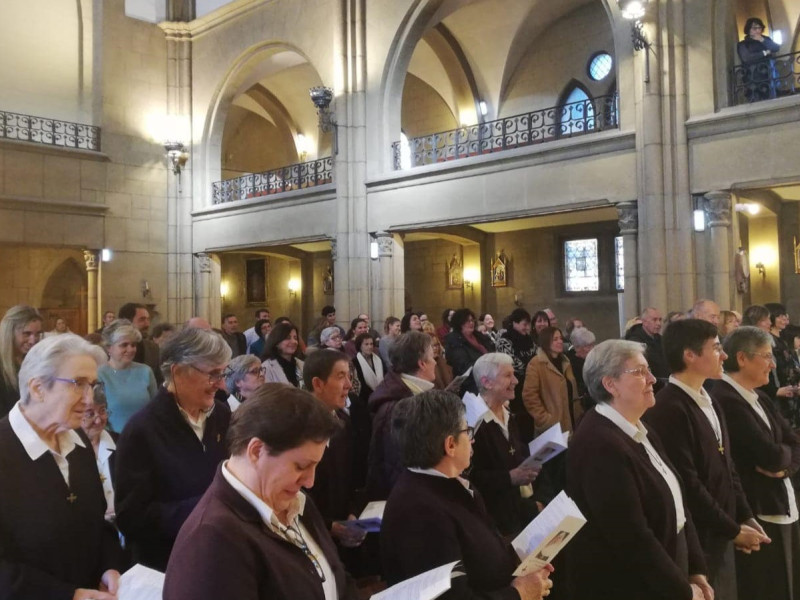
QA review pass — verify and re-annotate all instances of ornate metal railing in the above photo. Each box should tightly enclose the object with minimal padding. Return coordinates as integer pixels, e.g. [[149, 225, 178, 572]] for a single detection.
[[211, 156, 334, 204], [393, 93, 619, 169], [731, 50, 800, 105], [0, 109, 100, 151]]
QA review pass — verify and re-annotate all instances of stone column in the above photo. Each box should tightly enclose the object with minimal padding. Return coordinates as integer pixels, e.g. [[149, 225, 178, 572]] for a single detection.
[[194, 252, 212, 322], [616, 202, 640, 322], [371, 231, 405, 323], [705, 190, 734, 309], [83, 250, 100, 333]]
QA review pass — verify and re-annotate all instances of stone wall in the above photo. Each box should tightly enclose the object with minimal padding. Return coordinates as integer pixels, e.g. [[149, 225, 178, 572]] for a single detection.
[[404, 239, 470, 320]]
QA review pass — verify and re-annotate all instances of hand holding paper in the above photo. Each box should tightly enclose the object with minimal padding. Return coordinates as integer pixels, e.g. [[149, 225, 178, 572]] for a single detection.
[[117, 564, 164, 600], [371, 561, 462, 600], [520, 424, 569, 469]]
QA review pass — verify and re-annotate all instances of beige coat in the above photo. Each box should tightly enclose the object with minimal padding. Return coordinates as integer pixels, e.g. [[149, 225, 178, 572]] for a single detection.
[[522, 349, 582, 436]]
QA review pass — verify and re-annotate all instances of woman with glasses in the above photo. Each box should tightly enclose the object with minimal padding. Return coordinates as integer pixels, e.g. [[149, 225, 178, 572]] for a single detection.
[[566, 340, 711, 600], [444, 308, 495, 395], [81, 386, 117, 522], [0, 304, 43, 419], [224, 355, 266, 411], [382, 389, 554, 600], [115, 327, 232, 571], [164, 384, 356, 600], [0, 334, 123, 600], [97, 319, 158, 433], [711, 327, 800, 600], [262, 322, 304, 388]]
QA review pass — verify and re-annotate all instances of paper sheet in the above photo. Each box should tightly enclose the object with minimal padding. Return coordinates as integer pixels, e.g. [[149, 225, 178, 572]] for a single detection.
[[461, 392, 490, 428], [118, 564, 165, 600], [371, 561, 461, 600], [359, 501, 386, 520], [520, 423, 568, 468]]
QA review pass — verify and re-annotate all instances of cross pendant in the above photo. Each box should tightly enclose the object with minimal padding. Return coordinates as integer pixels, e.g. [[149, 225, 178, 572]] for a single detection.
[[509, 447, 515, 455], [67, 493, 78, 503], [718, 445, 725, 455]]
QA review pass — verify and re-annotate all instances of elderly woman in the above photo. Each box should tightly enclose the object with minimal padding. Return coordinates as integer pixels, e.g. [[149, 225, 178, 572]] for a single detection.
[[566, 339, 711, 600], [744, 304, 797, 408], [444, 308, 495, 394], [0, 304, 43, 418], [163, 384, 356, 600], [224, 354, 266, 411], [711, 327, 800, 600], [261, 322, 304, 388], [98, 319, 158, 433], [522, 327, 581, 437], [382, 389, 553, 600], [115, 327, 232, 571], [81, 385, 118, 522], [470, 353, 539, 536], [0, 334, 122, 599], [566, 327, 597, 410]]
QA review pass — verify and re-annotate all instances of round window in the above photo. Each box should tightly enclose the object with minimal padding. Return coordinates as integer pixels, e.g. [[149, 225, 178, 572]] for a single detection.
[[588, 53, 613, 81]]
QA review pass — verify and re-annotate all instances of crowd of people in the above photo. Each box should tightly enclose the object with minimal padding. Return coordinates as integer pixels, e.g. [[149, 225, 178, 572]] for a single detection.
[[0, 297, 798, 600]]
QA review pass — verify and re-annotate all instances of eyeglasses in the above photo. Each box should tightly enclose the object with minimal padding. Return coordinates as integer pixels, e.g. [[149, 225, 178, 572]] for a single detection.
[[246, 366, 267, 377], [458, 426, 475, 441], [189, 364, 233, 384], [622, 366, 653, 378], [53, 378, 104, 395], [750, 351, 776, 363], [83, 407, 111, 421]]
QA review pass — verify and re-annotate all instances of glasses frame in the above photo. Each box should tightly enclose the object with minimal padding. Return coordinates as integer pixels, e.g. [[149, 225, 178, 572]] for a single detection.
[[188, 364, 233, 384], [246, 366, 267, 377], [82, 407, 111, 421], [53, 377, 104, 396], [458, 426, 475, 441], [749, 351, 776, 364], [622, 366, 653, 378]]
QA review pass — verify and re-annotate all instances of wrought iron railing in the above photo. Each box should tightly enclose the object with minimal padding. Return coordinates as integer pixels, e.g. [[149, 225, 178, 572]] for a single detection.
[[211, 156, 334, 204], [731, 50, 800, 105], [393, 93, 619, 169], [0, 109, 100, 151]]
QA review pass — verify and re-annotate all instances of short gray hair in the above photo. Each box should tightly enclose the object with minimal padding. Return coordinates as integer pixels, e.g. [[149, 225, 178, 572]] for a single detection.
[[722, 326, 772, 373], [160, 327, 232, 383], [18, 334, 107, 404], [226, 354, 262, 393], [390, 331, 431, 374], [320, 327, 340, 345], [102, 319, 142, 347], [583, 339, 646, 404], [570, 327, 596, 349], [472, 353, 513, 393], [392, 390, 465, 468]]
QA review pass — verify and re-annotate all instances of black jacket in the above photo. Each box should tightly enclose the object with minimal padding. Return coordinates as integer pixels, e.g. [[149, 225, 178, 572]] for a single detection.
[[626, 324, 670, 379], [444, 330, 495, 394]]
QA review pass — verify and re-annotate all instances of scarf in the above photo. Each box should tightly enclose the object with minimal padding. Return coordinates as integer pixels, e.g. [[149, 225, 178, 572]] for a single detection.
[[356, 352, 384, 391], [464, 333, 488, 355]]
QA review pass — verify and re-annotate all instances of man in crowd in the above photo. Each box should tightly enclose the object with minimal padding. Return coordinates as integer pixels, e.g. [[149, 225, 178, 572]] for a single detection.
[[626, 307, 670, 379], [220, 313, 247, 357], [693, 299, 721, 327], [119, 302, 162, 385], [644, 319, 769, 599]]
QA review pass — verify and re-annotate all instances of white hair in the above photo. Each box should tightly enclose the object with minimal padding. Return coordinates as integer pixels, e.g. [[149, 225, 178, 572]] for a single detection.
[[472, 353, 514, 393], [570, 327, 596, 349], [18, 334, 107, 404]]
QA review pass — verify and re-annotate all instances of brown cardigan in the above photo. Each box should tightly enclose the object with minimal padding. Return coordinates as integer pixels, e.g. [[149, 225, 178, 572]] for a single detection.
[[521, 349, 582, 436]]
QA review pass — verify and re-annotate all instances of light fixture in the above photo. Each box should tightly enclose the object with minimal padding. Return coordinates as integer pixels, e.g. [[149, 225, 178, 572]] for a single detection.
[[220, 281, 229, 298], [464, 266, 480, 290], [288, 278, 301, 297], [296, 133, 309, 162], [164, 141, 189, 175], [773, 30, 784, 45], [309, 86, 338, 153], [142, 280, 151, 298], [478, 101, 488, 116], [693, 209, 706, 232], [101, 248, 112, 262], [370, 240, 379, 260], [618, 0, 652, 82], [734, 202, 761, 215], [756, 262, 766, 277], [156, 114, 190, 175]]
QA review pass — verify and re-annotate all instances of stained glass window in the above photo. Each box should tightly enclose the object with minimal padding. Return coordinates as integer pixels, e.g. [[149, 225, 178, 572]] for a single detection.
[[615, 235, 624, 291], [564, 238, 599, 292], [589, 53, 613, 81]]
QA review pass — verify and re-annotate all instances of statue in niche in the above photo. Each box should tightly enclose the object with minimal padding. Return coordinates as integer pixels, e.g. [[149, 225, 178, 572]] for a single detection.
[[447, 254, 463, 290], [323, 266, 334, 295], [491, 250, 508, 288]]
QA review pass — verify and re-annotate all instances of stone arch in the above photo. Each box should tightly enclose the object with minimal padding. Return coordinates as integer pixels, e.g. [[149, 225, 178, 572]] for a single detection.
[[198, 42, 326, 206], [39, 257, 87, 334]]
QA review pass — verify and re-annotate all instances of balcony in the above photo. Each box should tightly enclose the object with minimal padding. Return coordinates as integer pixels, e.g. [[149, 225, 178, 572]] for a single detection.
[[211, 156, 333, 205], [392, 93, 619, 170], [0, 109, 100, 151], [731, 50, 800, 105]]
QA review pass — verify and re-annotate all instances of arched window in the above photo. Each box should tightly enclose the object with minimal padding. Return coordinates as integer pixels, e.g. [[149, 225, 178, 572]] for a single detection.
[[558, 83, 595, 137]]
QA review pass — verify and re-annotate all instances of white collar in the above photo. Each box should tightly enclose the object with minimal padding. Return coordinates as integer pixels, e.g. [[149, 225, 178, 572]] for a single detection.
[[722, 373, 761, 404], [8, 402, 85, 461], [400, 373, 435, 393], [669, 375, 713, 408], [595, 402, 649, 444], [177, 401, 215, 425], [479, 403, 510, 429], [222, 460, 306, 527], [96, 429, 116, 464], [408, 466, 473, 495]]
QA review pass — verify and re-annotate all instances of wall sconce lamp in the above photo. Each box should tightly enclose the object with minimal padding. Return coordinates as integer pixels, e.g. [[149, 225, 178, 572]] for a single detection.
[[692, 195, 706, 232], [756, 262, 766, 278], [296, 133, 309, 162], [164, 141, 189, 175], [101, 248, 112, 262], [309, 86, 338, 154], [370, 240, 379, 260], [141, 280, 151, 298], [618, 0, 652, 82], [463, 267, 480, 291], [288, 278, 301, 297], [220, 281, 229, 300]]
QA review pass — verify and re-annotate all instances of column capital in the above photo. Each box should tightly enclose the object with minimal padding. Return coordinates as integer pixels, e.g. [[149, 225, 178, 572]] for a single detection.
[[83, 250, 99, 271], [704, 190, 732, 227], [375, 231, 393, 258], [194, 252, 212, 273], [616, 201, 639, 235]]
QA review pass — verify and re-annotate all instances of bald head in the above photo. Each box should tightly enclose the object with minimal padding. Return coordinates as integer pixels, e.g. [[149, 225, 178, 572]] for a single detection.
[[640, 307, 663, 337], [692, 300, 720, 327], [186, 317, 212, 331]]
